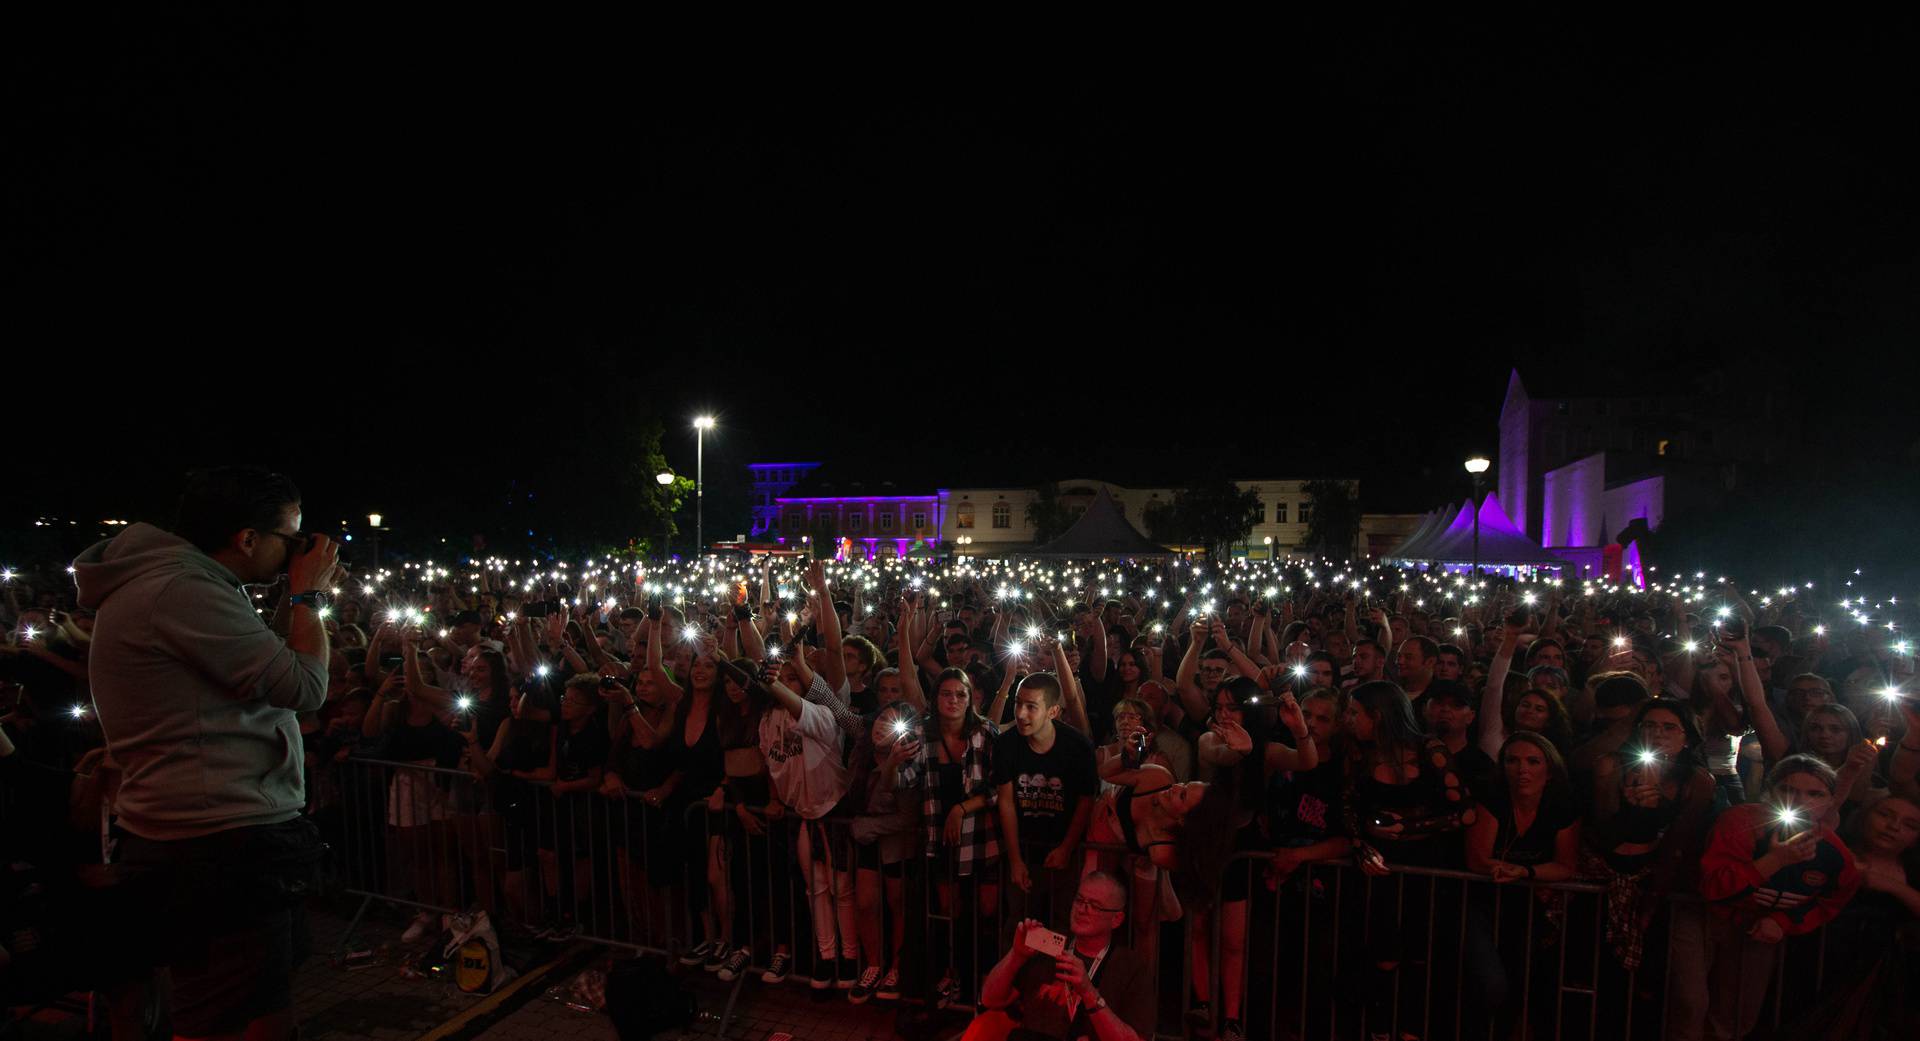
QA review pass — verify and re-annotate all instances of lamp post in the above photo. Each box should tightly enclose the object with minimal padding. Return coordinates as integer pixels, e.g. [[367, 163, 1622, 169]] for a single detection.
[[1464, 457, 1490, 577], [956, 534, 973, 560], [1263, 534, 1274, 561], [656, 472, 675, 557], [367, 512, 384, 568], [693, 416, 715, 558]]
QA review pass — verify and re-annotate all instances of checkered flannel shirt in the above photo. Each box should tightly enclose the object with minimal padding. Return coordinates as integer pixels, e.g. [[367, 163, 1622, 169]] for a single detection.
[[896, 721, 1001, 876]]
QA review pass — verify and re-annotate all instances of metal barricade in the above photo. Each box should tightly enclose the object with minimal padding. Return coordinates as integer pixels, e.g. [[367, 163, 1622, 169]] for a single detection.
[[1204, 853, 1844, 1041]]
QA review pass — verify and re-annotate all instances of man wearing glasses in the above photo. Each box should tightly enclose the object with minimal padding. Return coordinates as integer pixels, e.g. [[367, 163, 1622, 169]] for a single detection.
[[75, 465, 342, 1041], [976, 872, 1155, 1041]]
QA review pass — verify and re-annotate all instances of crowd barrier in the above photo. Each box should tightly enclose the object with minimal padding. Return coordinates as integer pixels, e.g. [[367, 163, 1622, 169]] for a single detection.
[[325, 758, 1859, 1041]]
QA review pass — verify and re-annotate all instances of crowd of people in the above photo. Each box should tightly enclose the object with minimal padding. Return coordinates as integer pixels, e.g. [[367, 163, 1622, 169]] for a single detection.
[[5, 498, 1920, 1041]]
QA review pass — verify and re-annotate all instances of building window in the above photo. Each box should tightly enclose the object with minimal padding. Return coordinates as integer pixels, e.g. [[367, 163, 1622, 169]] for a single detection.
[[956, 504, 974, 529], [1298, 503, 1313, 525], [879, 513, 895, 532], [848, 513, 863, 531], [1274, 502, 1288, 524], [912, 511, 927, 530], [786, 512, 804, 531], [992, 503, 1011, 528]]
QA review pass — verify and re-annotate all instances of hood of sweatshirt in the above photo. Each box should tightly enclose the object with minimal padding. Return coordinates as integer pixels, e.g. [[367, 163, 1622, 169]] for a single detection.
[[74, 522, 242, 610]]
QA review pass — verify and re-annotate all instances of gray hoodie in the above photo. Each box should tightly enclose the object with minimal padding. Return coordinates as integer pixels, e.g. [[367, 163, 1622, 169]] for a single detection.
[[73, 522, 327, 840]]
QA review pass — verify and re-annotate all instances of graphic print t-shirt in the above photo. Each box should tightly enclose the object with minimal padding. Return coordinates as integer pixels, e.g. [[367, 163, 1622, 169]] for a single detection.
[[992, 723, 1098, 851]]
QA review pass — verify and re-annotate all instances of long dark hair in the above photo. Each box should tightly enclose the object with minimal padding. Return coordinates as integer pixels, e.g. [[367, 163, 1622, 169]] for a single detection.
[[1495, 731, 1574, 816], [927, 666, 992, 742], [1348, 680, 1425, 765], [1502, 686, 1575, 758], [711, 656, 771, 747]]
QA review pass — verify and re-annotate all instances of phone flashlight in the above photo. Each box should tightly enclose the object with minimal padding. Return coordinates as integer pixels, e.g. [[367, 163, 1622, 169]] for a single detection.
[[70, 704, 88, 720], [536, 664, 551, 678], [456, 696, 474, 712], [1638, 749, 1660, 766], [892, 719, 911, 736]]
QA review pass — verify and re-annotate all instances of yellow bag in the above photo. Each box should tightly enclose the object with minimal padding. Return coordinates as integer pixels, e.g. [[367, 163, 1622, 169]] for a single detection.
[[455, 940, 494, 994]]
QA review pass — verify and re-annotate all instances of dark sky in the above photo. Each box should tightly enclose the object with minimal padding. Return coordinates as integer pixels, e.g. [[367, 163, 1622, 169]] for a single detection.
[[7, 12, 1917, 548]]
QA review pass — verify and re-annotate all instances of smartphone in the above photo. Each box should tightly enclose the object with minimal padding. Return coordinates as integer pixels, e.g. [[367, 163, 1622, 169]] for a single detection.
[[1023, 927, 1068, 959], [380, 654, 403, 670], [1720, 617, 1747, 641]]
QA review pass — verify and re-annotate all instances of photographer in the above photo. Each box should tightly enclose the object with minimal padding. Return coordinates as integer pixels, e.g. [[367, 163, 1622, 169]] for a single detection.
[[73, 466, 340, 1041], [975, 872, 1154, 1041]]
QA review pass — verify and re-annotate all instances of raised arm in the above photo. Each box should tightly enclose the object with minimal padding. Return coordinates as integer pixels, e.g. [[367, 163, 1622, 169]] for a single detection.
[[807, 561, 849, 694], [1174, 621, 1211, 723], [1480, 624, 1519, 757], [1052, 637, 1091, 734], [1725, 636, 1788, 764], [896, 601, 928, 712]]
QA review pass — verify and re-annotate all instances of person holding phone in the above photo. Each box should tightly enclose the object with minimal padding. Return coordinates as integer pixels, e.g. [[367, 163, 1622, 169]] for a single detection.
[[976, 872, 1155, 1041], [1672, 754, 1861, 1041]]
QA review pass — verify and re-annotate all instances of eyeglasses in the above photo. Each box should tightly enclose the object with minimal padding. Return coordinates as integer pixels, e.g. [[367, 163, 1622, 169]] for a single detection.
[[1072, 895, 1124, 913], [260, 529, 312, 551]]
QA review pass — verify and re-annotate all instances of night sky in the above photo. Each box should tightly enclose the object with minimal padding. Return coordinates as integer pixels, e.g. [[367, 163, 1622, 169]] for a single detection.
[[8, 13, 1917, 569]]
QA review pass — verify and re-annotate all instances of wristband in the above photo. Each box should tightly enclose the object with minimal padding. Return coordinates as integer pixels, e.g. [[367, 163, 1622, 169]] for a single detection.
[[288, 591, 328, 609]]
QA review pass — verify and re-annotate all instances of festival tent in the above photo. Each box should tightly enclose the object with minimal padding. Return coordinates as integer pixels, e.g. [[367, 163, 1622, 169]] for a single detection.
[[1024, 487, 1176, 559], [1385, 503, 1465, 562], [1407, 492, 1568, 568]]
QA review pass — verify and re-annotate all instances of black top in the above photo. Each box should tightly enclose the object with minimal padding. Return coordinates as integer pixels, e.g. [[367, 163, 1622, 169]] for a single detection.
[[1484, 792, 1577, 866], [992, 723, 1099, 852]]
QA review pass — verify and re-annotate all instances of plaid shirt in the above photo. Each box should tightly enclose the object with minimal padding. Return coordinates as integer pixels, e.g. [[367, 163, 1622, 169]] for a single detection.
[[897, 722, 1000, 876]]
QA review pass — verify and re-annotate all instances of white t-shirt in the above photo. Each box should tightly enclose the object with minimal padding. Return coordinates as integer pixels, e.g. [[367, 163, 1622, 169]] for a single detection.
[[761, 691, 852, 820]]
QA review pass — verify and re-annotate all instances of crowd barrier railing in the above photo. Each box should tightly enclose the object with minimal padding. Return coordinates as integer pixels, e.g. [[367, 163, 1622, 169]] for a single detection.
[[324, 760, 1852, 1041], [1201, 851, 1845, 1041]]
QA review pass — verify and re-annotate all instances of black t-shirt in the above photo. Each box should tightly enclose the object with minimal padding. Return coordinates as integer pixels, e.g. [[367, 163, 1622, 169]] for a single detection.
[[1447, 745, 1499, 804], [992, 723, 1099, 852], [557, 719, 611, 783], [1269, 759, 1347, 846], [1080, 669, 1122, 743], [1483, 792, 1578, 866]]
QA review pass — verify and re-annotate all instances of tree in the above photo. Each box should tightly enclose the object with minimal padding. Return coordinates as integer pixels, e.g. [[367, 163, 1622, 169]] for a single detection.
[[1026, 483, 1076, 544], [1296, 479, 1363, 560], [1143, 478, 1261, 560]]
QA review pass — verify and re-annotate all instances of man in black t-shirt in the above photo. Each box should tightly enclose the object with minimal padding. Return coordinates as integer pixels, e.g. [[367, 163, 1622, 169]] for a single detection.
[[994, 673, 1099, 921]]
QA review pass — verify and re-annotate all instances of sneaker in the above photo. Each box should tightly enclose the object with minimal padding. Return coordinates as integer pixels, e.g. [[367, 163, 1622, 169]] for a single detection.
[[810, 954, 835, 990], [680, 938, 720, 966], [875, 966, 901, 1002], [848, 966, 881, 1004], [1220, 1018, 1246, 1041], [703, 943, 729, 973], [836, 955, 859, 989], [716, 947, 753, 982], [759, 952, 792, 984], [401, 911, 436, 943], [934, 968, 961, 1009]]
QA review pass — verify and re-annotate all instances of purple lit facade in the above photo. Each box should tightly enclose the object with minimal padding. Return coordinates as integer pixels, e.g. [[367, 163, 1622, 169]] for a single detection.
[[749, 462, 821, 536], [772, 493, 943, 560], [1498, 369, 1675, 587]]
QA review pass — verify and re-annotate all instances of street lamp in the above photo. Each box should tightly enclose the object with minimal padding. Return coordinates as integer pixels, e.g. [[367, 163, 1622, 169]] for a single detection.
[[655, 472, 676, 557], [956, 534, 973, 559], [367, 512, 385, 567], [693, 416, 715, 557], [1464, 457, 1491, 577], [1263, 535, 1274, 561]]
